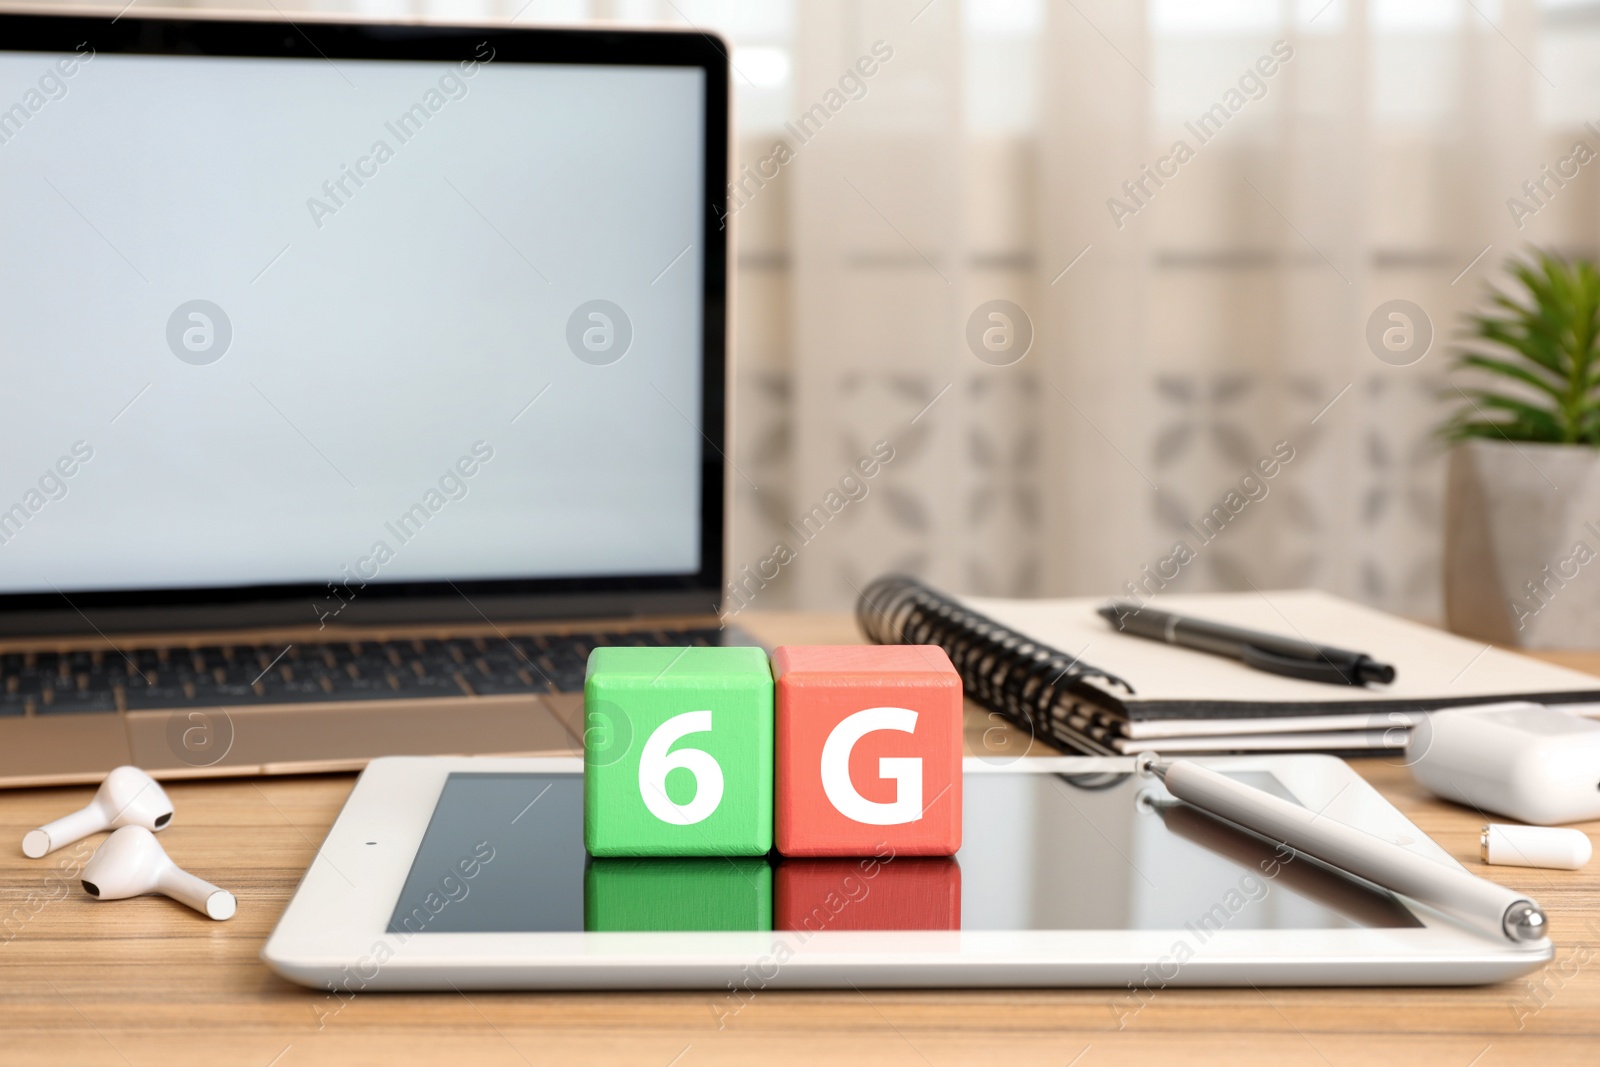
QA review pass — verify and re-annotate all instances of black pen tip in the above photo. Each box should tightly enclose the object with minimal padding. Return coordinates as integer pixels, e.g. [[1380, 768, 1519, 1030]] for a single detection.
[[1359, 660, 1397, 685]]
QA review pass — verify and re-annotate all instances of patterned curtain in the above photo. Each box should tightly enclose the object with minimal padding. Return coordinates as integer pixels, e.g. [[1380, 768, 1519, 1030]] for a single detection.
[[724, 0, 1552, 623], [149, 0, 1572, 622]]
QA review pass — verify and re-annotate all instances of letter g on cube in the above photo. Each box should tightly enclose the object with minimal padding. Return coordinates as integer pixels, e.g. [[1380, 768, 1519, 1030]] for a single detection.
[[773, 645, 963, 857]]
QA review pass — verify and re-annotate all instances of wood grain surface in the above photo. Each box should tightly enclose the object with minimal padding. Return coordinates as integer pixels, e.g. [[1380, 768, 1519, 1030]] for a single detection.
[[2, 610, 1598, 1066]]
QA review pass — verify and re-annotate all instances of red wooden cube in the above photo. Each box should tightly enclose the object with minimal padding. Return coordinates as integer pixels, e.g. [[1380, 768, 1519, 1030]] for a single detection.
[[775, 857, 962, 932], [772, 645, 962, 857]]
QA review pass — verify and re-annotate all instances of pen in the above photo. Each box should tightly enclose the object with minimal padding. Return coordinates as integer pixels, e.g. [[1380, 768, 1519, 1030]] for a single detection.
[[1098, 601, 1396, 686], [1142, 756, 1548, 944]]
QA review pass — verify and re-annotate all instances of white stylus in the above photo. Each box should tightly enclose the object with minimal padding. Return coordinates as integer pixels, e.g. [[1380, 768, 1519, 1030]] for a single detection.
[[1141, 756, 1548, 944]]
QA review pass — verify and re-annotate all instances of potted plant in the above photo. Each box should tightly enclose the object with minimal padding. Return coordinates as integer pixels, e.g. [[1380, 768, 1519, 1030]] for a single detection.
[[1442, 251, 1600, 648]]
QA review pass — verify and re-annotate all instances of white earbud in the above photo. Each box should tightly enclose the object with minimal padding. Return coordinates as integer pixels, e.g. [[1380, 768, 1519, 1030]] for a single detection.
[[80, 825, 236, 920], [22, 765, 174, 859]]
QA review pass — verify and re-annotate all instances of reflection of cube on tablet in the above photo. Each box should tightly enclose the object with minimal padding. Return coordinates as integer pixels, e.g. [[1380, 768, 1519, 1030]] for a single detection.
[[584, 857, 772, 931], [775, 856, 960, 932], [772, 645, 962, 857], [583, 646, 773, 857]]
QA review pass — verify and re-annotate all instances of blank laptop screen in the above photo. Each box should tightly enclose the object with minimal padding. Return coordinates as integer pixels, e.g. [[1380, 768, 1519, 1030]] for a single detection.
[[0, 46, 705, 594]]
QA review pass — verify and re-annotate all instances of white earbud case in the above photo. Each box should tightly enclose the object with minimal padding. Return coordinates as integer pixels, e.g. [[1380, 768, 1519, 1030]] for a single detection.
[[1407, 702, 1600, 825]]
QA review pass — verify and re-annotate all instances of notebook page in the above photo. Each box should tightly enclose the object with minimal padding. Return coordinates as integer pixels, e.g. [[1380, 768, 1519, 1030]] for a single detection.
[[963, 589, 1600, 713]]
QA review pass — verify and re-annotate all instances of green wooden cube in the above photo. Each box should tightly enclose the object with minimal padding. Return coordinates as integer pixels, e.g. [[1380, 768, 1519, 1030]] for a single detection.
[[583, 646, 773, 857], [584, 858, 772, 931]]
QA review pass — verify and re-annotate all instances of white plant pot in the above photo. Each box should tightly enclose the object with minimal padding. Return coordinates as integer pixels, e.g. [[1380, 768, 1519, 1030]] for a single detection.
[[1444, 438, 1600, 649]]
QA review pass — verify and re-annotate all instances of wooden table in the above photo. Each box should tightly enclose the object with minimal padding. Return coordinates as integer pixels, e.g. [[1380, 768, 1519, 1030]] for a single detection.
[[3, 611, 1598, 1066]]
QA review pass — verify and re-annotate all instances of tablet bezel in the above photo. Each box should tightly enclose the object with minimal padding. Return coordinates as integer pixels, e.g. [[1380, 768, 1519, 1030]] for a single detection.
[[261, 755, 1553, 990]]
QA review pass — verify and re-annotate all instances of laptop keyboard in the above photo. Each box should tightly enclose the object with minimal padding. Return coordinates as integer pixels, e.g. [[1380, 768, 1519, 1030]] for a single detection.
[[0, 627, 735, 716]]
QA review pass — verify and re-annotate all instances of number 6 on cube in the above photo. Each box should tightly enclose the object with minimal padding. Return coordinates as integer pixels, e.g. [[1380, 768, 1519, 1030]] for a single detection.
[[639, 710, 724, 825], [584, 647, 773, 857]]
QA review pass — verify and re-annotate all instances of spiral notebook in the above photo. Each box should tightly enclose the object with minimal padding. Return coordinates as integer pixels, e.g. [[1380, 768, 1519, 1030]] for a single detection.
[[856, 575, 1600, 756]]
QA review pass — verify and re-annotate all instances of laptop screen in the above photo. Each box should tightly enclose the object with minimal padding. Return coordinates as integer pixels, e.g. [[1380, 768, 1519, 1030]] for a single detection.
[[0, 21, 723, 623]]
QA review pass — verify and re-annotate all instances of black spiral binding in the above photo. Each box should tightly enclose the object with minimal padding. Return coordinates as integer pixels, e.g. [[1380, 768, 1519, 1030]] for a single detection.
[[855, 574, 1135, 756]]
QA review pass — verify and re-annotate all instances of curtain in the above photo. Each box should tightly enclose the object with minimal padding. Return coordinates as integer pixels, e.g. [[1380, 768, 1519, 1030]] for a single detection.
[[725, 0, 1558, 623], [117, 0, 1575, 621]]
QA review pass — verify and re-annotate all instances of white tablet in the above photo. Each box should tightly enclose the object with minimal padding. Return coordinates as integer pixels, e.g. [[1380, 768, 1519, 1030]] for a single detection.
[[261, 755, 1551, 994]]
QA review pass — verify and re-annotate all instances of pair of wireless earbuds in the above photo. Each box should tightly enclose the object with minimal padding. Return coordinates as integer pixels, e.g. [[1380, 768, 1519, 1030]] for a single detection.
[[21, 765, 235, 920]]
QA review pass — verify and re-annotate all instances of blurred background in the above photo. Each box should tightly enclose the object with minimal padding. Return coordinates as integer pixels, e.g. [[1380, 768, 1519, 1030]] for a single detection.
[[36, 0, 1600, 618]]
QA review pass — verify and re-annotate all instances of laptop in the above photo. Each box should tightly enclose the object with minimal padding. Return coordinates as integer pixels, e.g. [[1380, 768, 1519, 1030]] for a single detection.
[[0, 11, 736, 787]]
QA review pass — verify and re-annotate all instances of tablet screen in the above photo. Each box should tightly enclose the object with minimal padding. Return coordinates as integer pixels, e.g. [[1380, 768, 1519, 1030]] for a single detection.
[[387, 771, 1420, 934]]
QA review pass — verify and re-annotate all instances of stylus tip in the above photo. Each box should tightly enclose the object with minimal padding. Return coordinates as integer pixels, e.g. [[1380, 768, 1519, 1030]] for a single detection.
[[1503, 901, 1547, 943], [1133, 752, 1166, 779]]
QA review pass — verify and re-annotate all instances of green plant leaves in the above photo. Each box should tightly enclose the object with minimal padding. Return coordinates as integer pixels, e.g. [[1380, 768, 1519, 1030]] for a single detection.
[[1443, 250, 1600, 444], [1455, 354, 1565, 400]]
